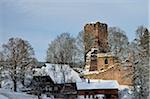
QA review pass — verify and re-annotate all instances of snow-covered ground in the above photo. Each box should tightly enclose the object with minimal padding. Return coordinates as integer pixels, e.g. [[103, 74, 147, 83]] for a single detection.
[[119, 85, 133, 99], [0, 94, 8, 99], [0, 88, 37, 99], [0, 85, 133, 99], [0, 88, 55, 99]]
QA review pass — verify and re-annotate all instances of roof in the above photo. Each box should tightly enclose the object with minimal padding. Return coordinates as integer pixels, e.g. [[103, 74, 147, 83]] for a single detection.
[[35, 62, 46, 68], [76, 80, 119, 90], [32, 75, 54, 84], [34, 63, 82, 84]]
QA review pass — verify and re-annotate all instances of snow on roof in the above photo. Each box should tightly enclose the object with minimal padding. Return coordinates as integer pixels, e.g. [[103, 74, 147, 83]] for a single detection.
[[76, 80, 119, 90], [86, 48, 115, 58], [82, 70, 99, 75], [97, 53, 115, 57], [86, 48, 98, 57], [119, 85, 132, 90], [34, 63, 82, 84]]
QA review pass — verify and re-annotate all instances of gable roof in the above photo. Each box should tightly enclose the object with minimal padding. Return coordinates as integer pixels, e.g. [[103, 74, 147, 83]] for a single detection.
[[32, 75, 54, 84], [34, 63, 82, 84]]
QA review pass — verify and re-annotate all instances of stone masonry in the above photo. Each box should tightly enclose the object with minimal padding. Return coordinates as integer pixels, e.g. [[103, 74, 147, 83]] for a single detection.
[[84, 22, 108, 53]]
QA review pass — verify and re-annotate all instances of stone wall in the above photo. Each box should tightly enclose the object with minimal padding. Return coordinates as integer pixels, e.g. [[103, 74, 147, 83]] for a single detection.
[[84, 64, 133, 85], [83, 22, 133, 85], [97, 56, 115, 71], [84, 22, 108, 53]]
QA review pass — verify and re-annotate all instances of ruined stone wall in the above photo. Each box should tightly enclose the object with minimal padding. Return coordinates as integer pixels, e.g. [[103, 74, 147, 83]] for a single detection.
[[84, 22, 108, 53], [84, 65, 133, 85], [83, 22, 133, 85], [97, 57, 115, 71]]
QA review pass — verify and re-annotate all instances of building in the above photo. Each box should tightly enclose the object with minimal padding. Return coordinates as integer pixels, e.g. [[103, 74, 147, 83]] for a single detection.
[[30, 76, 120, 99], [30, 63, 80, 98], [77, 80, 119, 99], [83, 22, 132, 85], [29, 76, 55, 96], [85, 48, 116, 71], [29, 63, 120, 99], [84, 21, 109, 53], [84, 48, 132, 85], [29, 76, 77, 99]]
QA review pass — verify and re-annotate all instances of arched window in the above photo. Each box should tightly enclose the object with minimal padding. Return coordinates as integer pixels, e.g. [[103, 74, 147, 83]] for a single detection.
[[105, 58, 108, 64]]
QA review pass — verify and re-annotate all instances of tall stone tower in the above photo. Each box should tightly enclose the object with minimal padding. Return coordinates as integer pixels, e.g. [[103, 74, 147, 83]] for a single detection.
[[84, 22, 108, 53]]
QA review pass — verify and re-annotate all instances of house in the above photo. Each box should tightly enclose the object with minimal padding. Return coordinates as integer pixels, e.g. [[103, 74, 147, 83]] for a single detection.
[[29, 76, 77, 98], [30, 76, 120, 99], [76, 80, 119, 99], [29, 75, 55, 96], [29, 63, 120, 99], [52, 83, 77, 99], [30, 63, 81, 98]]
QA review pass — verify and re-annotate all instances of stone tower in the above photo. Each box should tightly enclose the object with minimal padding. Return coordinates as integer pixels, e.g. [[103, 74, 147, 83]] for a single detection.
[[84, 22, 108, 53]]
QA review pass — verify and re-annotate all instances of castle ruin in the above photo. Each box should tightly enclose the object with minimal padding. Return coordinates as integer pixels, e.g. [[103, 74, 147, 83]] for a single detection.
[[83, 21, 132, 85], [84, 22, 108, 53]]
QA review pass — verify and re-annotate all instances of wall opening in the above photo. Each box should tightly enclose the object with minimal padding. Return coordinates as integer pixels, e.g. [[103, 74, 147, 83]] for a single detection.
[[104, 58, 108, 64]]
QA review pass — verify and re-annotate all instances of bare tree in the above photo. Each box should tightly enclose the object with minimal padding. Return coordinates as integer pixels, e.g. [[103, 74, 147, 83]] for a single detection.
[[76, 31, 95, 67], [0, 51, 4, 86], [83, 31, 95, 54], [0, 52, 3, 61], [46, 33, 76, 66], [46, 33, 77, 98], [129, 26, 149, 99], [108, 26, 149, 99], [1, 37, 36, 91], [108, 27, 129, 61]]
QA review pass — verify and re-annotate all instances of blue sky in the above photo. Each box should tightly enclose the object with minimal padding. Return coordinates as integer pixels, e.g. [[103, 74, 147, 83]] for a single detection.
[[0, 0, 149, 61]]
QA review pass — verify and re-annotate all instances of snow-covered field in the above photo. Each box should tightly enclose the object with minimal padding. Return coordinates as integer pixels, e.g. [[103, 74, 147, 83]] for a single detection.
[[0, 95, 8, 99], [0, 88, 37, 99], [0, 85, 133, 99], [119, 85, 133, 99]]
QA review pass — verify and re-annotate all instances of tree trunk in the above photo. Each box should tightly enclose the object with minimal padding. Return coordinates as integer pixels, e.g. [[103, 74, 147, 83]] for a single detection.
[[13, 64, 17, 92], [38, 96, 41, 99], [21, 80, 25, 86], [13, 79, 17, 92], [21, 73, 25, 86]]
